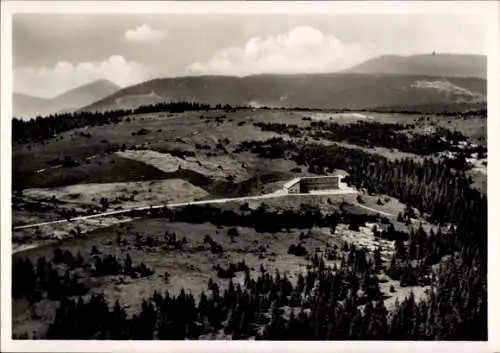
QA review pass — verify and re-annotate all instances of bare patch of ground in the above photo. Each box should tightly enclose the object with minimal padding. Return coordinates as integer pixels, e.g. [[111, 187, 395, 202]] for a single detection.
[[378, 274, 429, 311], [116, 150, 251, 182], [310, 112, 375, 122], [21, 179, 208, 210], [16, 154, 170, 189], [12, 178, 208, 248], [12, 218, 330, 337]]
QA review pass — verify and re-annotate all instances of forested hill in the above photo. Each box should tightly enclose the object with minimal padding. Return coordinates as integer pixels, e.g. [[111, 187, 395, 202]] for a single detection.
[[344, 54, 486, 79], [80, 73, 486, 113], [14, 136, 487, 340], [13, 79, 120, 119]]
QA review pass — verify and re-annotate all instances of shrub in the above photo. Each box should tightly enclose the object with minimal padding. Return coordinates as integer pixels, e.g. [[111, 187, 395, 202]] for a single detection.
[[227, 228, 239, 238], [288, 243, 308, 257], [216, 265, 235, 279], [210, 242, 224, 254], [62, 156, 80, 168], [53, 248, 64, 264]]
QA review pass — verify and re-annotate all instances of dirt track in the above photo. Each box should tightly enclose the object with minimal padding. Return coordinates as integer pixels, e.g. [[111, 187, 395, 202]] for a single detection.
[[13, 187, 360, 231]]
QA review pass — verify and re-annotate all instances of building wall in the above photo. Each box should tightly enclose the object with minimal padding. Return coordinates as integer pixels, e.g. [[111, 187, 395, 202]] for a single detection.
[[300, 176, 339, 193], [287, 182, 301, 193], [285, 176, 340, 194]]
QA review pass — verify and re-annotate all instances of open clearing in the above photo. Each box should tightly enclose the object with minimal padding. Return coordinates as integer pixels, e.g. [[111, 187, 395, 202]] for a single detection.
[[13, 109, 485, 183], [310, 112, 375, 122], [117, 149, 251, 182], [13, 211, 429, 338], [21, 178, 208, 210], [11, 107, 478, 339]]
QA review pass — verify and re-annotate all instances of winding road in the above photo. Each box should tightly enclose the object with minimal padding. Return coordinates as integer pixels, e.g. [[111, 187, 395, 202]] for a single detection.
[[12, 185, 393, 232]]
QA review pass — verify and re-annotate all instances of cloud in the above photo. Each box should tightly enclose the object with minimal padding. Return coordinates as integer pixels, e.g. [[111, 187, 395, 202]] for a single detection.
[[14, 55, 154, 98], [124, 24, 168, 42], [187, 26, 375, 76]]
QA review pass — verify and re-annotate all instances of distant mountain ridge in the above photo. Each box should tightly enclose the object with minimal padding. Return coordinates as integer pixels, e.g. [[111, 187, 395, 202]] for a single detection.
[[344, 54, 486, 79], [13, 79, 121, 119], [81, 72, 486, 113], [15, 54, 486, 117]]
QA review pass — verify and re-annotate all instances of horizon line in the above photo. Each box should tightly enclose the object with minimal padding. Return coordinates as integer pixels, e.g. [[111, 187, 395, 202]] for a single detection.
[[14, 51, 487, 99]]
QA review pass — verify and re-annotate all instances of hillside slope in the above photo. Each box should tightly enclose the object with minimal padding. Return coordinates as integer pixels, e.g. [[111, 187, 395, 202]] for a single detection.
[[81, 73, 486, 113], [344, 54, 486, 79], [14, 79, 121, 119]]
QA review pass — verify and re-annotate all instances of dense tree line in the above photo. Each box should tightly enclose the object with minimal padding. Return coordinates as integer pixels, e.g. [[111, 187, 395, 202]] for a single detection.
[[254, 121, 475, 156], [12, 248, 153, 302], [237, 137, 485, 225], [12, 102, 227, 143], [125, 203, 379, 234], [45, 243, 387, 340]]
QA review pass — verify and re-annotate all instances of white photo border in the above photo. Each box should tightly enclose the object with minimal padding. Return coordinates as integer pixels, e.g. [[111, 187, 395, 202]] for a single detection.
[[1, 1, 499, 352]]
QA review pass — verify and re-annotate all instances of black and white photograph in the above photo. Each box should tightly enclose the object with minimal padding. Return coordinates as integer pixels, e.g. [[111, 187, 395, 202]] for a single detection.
[[1, 1, 499, 351]]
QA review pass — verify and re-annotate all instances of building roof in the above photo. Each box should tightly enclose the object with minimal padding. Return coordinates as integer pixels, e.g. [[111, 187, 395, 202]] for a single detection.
[[283, 175, 341, 189], [299, 175, 341, 180], [283, 177, 301, 189]]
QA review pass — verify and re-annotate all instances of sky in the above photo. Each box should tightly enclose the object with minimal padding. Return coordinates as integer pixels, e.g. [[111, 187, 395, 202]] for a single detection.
[[13, 13, 488, 98]]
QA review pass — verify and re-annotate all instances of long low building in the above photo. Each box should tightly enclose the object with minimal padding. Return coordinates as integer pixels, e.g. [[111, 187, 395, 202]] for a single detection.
[[285, 175, 340, 194]]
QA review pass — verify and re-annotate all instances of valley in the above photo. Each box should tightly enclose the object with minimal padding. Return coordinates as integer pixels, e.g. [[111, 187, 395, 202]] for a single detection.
[[11, 103, 487, 340], [7, 14, 490, 340]]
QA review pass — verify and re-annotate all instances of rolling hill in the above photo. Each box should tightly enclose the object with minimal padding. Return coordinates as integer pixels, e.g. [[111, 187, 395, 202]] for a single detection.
[[81, 73, 486, 113], [13, 79, 121, 119], [344, 54, 486, 79]]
